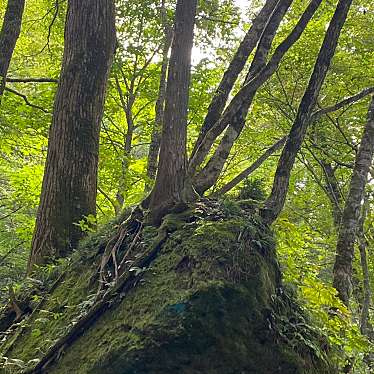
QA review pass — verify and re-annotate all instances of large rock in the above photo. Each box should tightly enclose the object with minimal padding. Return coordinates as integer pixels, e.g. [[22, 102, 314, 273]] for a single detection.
[[1, 200, 334, 373]]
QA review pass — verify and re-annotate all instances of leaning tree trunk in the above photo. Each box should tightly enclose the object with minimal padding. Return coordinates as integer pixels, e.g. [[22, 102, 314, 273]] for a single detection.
[[333, 96, 374, 306], [262, 0, 353, 225], [191, 0, 278, 158], [0, 0, 25, 101], [188, 0, 322, 181], [27, 0, 116, 272], [148, 0, 198, 224], [193, 0, 293, 194]]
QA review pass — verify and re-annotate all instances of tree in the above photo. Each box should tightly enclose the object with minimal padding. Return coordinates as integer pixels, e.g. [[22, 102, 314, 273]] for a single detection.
[[148, 0, 198, 223], [333, 96, 374, 305], [27, 0, 116, 272], [145, 0, 173, 192], [0, 0, 25, 101], [188, 0, 323, 193], [262, 0, 353, 225]]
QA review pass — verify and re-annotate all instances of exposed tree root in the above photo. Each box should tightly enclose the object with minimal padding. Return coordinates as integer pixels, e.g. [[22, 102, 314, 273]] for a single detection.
[[25, 212, 173, 373]]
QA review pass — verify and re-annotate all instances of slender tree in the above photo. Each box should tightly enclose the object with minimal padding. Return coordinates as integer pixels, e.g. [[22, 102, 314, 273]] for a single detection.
[[148, 0, 198, 224], [191, 0, 279, 157], [193, 0, 293, 193], [0, 0, 25, 101], [145, 0, 173, 192], [333, 96, 374, 305], [188, 0, 322, 182], [28, 0, 116, 272], [262, 0, 353, 225]]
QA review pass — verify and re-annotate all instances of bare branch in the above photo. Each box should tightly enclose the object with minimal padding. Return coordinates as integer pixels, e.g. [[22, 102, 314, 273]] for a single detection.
[[214, 136, 288, 196], [311, 87, 374, 121], [4, 87, 50, 113], [7, 77, 58, 83]]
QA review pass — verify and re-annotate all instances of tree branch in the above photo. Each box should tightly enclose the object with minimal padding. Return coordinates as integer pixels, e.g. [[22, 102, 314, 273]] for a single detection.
[[4, 87, 50, 113], [6, 77, 58, 83], [214, 136, 288, 196], [311, 86, 374, 121]]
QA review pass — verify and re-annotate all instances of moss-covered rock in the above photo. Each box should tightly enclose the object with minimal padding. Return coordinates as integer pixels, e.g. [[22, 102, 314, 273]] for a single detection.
[[0, 200, 334, 373]]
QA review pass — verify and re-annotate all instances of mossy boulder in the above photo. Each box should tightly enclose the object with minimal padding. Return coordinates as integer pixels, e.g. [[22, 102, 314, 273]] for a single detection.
[[0, 200, 334, 373]]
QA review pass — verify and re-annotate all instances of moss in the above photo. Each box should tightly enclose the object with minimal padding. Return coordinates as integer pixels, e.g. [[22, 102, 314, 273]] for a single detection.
[[1, 200, 334, 373]]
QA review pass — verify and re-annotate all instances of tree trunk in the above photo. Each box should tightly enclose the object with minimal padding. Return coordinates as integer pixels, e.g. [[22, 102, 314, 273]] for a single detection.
[[357, 193, 373, 337], [148, 0, 198, 224], [145, 0, 173, 192], [0, 0, 25, 101], [332, 96, 374, 306], [262, 0, 353, 225], [113, 74, 135, 214], [28, 0, 116, 272]]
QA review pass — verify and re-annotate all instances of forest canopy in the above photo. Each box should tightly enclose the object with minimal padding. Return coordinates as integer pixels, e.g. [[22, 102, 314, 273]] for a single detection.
[[0, 0, 373, 372]]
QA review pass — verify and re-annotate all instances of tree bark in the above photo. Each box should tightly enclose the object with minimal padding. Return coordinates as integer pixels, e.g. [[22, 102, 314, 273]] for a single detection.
[[262, 0, 353, 225], [191, 0, 279, 158], [0, 0, 25, 101], [28, 0, 116, 272], [148, 0, 198, 224], [145, 0, 173, 192], [332, 96, 374, 306]]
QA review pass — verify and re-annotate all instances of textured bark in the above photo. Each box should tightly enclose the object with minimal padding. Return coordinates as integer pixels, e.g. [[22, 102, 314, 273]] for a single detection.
[[188, 0, 322, 179], [214, 136, 287, 196], [148, 0, 198, 224], [191, 0, 279, 158], [145, 2, 173, 192], [262, 0, 353, 225], [333, 96, 374, 306], [28, 0, 116, 272], [193, 0, 293, 193], [0, 0, 25, 101]]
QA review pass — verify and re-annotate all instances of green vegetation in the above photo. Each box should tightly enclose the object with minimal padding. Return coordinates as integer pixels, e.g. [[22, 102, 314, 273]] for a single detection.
[[0, 0, 373, 372]]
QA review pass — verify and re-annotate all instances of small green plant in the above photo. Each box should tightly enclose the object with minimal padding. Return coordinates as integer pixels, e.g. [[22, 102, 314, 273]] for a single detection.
[[73, 214, 97, 233], [238, 178, 267, 201]]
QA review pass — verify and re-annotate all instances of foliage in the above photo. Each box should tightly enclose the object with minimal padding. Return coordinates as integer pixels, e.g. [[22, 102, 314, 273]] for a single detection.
[[0, 0, 373, 371], [276, 218, 372, 372]]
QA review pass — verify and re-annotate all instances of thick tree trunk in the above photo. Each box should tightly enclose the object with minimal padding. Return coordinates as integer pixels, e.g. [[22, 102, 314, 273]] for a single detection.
[[0, 0, 25, 101], [28, 0, 116, 272], [145, 1, 173, 192], [262, 0, 353, 225], [148, 0, 198, 224], [191, 0, 279, 158], [332, 96, 374, 305]]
